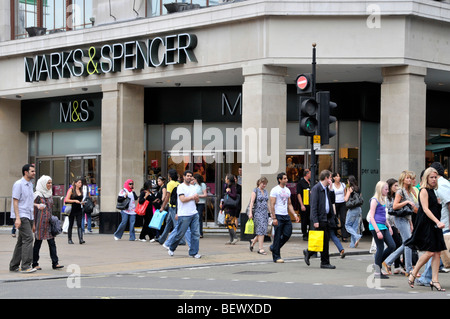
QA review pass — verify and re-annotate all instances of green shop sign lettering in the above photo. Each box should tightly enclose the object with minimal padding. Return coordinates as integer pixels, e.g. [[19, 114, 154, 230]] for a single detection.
[[24, 33, 197, 83]]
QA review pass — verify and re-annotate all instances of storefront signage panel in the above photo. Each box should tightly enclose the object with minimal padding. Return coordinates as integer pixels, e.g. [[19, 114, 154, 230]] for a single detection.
[[21, 93, 102, 132], [24, 33, 197, 83]]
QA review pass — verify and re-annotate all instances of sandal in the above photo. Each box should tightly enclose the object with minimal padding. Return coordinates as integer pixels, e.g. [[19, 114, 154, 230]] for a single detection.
[[257, 250, 267, 255], [430, 281, 446, 292], [407, 271, 416, 288]]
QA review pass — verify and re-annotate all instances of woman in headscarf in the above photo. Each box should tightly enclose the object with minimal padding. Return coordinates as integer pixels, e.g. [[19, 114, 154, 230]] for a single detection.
[[114, 179, 138, 241], [32, 175, 63, 270]]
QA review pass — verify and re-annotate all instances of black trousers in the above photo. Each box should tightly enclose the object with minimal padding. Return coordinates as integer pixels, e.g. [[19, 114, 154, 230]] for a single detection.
[[311, 221, 330, 265], [299, 205, 310, 239], [33, 238, 58, 268]]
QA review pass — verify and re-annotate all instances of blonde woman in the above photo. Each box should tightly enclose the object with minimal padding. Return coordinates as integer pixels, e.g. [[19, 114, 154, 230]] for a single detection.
[[368, 181, 395, 279], [383, 170, 417, 275], [405, 167, 447, 291], [249, 177, 269, 255]]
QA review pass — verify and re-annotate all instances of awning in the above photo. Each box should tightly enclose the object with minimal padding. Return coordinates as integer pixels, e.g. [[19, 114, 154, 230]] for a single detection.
[[426, 143, 450, 153]]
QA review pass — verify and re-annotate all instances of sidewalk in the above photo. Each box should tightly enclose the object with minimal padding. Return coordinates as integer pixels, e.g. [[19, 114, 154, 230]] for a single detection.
[[0, 226, 372, 282]]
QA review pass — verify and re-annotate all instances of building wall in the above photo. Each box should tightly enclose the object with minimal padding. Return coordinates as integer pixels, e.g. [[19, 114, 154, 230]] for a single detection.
[[0, 99, 28, 197]]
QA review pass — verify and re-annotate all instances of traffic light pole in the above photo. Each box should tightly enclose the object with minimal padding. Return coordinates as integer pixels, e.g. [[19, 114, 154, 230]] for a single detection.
[[310, 43, 317, 186]]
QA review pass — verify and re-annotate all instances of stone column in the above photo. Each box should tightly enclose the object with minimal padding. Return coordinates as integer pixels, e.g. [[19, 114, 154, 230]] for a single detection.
[[241, 64, 287, 218], [100, 82, 144, 233], [0, 99, 28, 197], [380, 65, 427, 182]]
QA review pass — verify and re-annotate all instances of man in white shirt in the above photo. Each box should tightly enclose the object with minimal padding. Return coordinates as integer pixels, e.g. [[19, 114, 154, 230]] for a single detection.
[[269, 172, 299, 263], [168, 170, 201, 258]]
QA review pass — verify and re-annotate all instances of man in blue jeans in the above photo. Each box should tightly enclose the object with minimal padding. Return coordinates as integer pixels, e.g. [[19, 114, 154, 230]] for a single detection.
[[269, 172, 299, 263], [168, 170, 201, 258]]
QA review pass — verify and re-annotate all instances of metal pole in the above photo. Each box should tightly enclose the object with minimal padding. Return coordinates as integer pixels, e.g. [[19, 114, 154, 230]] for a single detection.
[[310, 43, 317, 186]]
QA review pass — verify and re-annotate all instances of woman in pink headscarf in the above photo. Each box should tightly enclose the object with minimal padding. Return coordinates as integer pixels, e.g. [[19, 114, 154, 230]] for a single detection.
[[114, 179, 138, 241]]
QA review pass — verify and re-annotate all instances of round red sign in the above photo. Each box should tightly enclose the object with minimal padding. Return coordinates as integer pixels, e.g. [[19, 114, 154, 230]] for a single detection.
[[297, 75, 308, 90]]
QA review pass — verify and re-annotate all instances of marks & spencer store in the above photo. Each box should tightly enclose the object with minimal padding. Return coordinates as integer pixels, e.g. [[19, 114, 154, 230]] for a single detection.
[[2, 1, 450, 232]]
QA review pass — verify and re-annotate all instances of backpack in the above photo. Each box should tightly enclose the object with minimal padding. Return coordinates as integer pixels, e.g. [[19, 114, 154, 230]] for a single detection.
[[169, 185, 178, 207], [50, 215, 62, 237]]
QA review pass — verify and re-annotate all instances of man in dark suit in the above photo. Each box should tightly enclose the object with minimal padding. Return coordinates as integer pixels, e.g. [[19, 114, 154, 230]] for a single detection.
[[303, 169, 336, 269]]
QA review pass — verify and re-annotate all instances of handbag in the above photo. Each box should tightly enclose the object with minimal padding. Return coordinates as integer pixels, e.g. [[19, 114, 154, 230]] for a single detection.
[[62, 204, 72, 216], [389, 204, 413, 217], [116, 189, 131, 210], [388, 189, 414, 217], [149, 209, 168, 230], [135, 200, 149, 216], [308, 230, 324, 252], [244, 218, 254, 234], [223, 193, 240, 209], [50, 215, 62, 237], [83, 196, 95, 214], [345, 191, 363, 209]]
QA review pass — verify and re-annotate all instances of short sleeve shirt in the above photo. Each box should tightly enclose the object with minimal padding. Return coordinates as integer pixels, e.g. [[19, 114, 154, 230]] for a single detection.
[[177, 182, 198, 217], [270, 185, 291, 216], [10, 177, 34, 220], [166, 180, 180, 207]]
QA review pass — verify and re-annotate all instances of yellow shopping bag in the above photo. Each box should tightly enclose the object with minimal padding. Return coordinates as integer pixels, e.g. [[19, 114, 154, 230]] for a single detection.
[[244, 218, 254, 234], [308, 230, 324, 252]]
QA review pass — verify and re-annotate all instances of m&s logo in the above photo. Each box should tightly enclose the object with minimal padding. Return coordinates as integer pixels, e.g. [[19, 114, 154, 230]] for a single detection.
[[60, 100, 94, 123]]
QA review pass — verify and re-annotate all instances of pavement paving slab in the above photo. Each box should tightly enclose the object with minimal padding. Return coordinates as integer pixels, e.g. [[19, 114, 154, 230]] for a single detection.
[[0, 227, 372, 282]]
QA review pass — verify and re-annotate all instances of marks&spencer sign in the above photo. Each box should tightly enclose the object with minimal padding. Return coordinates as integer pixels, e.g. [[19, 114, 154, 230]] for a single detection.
[[24, 33, 197, 83]]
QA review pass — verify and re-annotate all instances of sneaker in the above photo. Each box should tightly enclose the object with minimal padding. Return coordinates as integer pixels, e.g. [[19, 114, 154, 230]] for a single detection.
[[114, 236, 120, 241], [191, 254, 202, 259], [20, 267, 37, 274], [168, 250, 174, 256], [149, 239, 156, 243], [440, 267, 450, 273], [163, 243, 170, 250]]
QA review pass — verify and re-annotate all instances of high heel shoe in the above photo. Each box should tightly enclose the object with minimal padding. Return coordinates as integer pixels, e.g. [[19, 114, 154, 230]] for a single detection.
[[407, 271, 416, 288], [430, 281, 446, 292]]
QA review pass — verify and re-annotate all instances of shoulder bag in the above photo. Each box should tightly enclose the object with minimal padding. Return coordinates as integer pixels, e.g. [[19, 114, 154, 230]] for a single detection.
[[345, 191, 364, 209], [389, 189, 414, 217], [116, 189, 131, 210]]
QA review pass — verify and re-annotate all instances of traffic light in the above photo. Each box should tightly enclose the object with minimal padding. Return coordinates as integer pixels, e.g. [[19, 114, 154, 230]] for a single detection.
[[296, 73, 313, 94], [298, 96, 318, 136], [316, 91, 337, 145]]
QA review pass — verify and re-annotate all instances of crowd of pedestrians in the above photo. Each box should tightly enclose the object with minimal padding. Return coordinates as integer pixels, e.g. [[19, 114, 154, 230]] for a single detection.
[[8, 162, 450, 294]]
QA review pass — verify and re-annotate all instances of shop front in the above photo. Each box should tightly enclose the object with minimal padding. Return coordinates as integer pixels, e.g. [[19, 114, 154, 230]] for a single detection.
[[22, 93, 102, 209]]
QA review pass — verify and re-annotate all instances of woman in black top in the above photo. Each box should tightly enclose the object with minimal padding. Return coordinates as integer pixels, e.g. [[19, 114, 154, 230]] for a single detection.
[[65, 178, 85, 244], [138, 181, 160, 242], [405, 167, 446, 291]]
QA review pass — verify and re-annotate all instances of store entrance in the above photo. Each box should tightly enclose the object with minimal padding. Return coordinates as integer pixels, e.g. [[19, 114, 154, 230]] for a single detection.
[[165, 151, 241, 224], [36, 155, 101, 199], [286, 150, 334, 212]]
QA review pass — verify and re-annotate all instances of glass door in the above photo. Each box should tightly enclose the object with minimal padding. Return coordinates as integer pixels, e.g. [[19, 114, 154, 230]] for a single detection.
[[36, 157, 66, 197], [67, 155, 101, 196]]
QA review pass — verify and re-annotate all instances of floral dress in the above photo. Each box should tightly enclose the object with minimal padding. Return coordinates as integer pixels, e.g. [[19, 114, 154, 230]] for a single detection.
[[252, 188, 269, 236], [34, 196, 54, 240]]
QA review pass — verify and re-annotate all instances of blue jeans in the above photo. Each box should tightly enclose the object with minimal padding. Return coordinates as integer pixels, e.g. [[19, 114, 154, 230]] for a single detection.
[[370, 228, 396, 272], [114, 211, 136, 241], [157, 206, 176, 243], [169, 214, 200, 256], [165, 220, 191, 248], [82, 213, 92, 232], [345, 207, 362, 248], [330, 229, 344, 252], [271, 214, 292, 262], [384, 216, 413, 272]]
